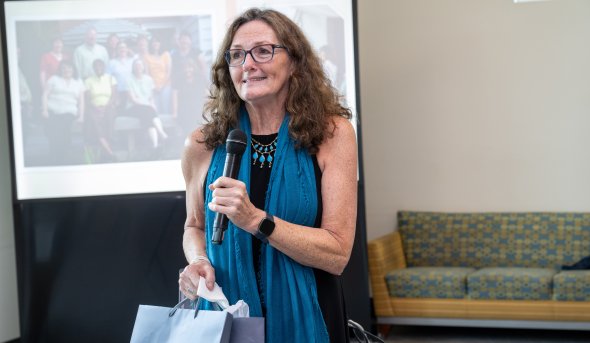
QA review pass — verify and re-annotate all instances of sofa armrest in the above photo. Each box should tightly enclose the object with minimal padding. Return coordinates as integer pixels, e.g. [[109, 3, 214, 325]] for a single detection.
[[368, 230, 407, 317]]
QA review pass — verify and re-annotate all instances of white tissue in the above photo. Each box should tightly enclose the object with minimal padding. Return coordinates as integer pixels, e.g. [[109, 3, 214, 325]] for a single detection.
[[224, 300, 250, 318], [196, 277, 230, 309]]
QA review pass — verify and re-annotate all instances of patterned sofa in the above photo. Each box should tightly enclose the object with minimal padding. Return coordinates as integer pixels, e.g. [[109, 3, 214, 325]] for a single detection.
[[368, 211, 590, 331]]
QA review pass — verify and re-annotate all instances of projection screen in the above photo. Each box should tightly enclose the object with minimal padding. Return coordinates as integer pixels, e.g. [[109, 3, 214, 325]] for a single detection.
[[2, 0, 357, 200]]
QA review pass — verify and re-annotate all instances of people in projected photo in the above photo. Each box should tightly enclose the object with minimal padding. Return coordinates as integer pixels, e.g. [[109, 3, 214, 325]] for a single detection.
[[172, 58, 206, 140], [108, 42, 134, 109], [126, 59, 168, 152], [73, 27, 109, 80], [144, 35, 172, 114], [84, 59, 118, 162], [41, 60, 85, 165], [40, 37, 68, 90], [178, 8, 356, 343], [170, 31, 206, 90], [106, 33, 120, 59], [135, 35, 149, 66]]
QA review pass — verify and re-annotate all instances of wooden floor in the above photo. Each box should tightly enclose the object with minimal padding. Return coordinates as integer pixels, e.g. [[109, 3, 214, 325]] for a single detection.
[[383, 326, 590, 343]]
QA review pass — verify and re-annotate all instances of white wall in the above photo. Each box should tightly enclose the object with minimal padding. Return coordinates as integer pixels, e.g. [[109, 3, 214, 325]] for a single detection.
[[358, 0, 590, 240], [0, 25, 21, 342]]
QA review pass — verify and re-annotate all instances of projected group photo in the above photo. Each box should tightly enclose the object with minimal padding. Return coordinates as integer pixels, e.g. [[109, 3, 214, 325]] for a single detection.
[[15, 15, 213, 167]]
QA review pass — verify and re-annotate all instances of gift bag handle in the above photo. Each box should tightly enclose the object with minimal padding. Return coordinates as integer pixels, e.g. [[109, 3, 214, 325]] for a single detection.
[[168, 297, 224, 318], [168, 297, 193, 317]]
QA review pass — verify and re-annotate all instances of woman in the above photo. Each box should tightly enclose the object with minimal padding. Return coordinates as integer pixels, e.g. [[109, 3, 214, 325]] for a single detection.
[[106, 33, 120, 59], [107, 41, 133, 108], [171, 58, 206, 139], [144, 35, 172, 114], [40, 37, 68, 90], [84, 59, 117, 161], [126, 58, 168, 150], [134, 34, 150, 68], [41, 60, 85, 165], [178, 8, 357, 342]]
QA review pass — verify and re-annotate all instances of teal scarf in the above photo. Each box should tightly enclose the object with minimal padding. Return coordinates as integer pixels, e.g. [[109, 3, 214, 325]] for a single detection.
[[203, 107, 329, 342]]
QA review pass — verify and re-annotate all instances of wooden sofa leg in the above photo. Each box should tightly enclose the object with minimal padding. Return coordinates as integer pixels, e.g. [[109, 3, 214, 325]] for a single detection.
[[377, 324, 391, 338]]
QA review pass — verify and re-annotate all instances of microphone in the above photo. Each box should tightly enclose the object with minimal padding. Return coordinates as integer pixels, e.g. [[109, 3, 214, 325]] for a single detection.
[[211, 129, 247, 245]]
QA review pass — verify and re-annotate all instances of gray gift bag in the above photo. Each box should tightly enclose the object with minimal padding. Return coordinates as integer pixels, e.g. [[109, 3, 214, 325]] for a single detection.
[[131, 296, 264, 343], [230, 317, 265, 343], [130, 303, 232, 343]]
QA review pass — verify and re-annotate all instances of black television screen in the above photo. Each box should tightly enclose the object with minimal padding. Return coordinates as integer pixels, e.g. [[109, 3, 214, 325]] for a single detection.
[[2, 0, 358, 200]]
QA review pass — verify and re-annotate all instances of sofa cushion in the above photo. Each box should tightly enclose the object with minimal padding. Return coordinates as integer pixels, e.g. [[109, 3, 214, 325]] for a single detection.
[[468, 267, 555, 300], [398, 211, 590, 269], [553, 271, 590, 301], [386, 267, 475, 299]]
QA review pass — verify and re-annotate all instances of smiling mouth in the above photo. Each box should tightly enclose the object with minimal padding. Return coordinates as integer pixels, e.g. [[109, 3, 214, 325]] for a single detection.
[[243, 76, 267, 83]]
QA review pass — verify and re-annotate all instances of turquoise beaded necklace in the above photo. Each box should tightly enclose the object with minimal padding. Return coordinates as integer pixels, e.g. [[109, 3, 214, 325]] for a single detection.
[[251, 135, 277, 168]]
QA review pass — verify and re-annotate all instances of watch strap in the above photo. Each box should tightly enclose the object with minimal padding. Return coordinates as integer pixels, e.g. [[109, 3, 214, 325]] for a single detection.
[[255, 212, 275, 243]]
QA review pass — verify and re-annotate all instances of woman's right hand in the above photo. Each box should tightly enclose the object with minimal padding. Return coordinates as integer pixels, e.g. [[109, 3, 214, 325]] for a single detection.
[[178, 259, 216, 300]]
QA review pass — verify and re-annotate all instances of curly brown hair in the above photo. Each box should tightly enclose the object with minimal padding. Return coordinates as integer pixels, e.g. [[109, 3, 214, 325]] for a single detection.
[[200, 8, 351, 153]]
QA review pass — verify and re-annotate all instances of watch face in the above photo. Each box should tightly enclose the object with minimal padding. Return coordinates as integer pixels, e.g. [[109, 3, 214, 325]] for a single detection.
[[259, 217, 275, 236]]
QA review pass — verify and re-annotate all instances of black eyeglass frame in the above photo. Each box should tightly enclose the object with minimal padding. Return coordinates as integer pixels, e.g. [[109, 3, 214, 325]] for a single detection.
[[224, 44, 288, 66]]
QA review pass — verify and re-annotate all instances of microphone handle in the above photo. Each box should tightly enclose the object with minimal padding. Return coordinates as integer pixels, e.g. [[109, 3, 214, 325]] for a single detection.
[[211, 153, 242, 244]]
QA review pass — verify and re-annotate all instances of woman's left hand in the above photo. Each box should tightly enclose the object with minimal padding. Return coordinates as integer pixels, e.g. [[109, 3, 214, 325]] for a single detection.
[[207, 176, 262, 234]]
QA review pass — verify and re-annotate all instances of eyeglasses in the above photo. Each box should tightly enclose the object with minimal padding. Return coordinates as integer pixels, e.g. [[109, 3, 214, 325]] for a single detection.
[[224, 44, 288, 66]]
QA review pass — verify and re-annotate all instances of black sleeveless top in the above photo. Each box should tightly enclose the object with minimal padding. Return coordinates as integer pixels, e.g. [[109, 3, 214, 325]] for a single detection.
[[249, 133, 349, 343]]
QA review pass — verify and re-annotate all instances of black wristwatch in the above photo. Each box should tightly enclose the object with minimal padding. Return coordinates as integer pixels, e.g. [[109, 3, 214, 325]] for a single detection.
[[255, 212, 275, 243]]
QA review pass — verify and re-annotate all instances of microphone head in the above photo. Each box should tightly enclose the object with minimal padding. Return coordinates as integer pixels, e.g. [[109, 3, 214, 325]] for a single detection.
[[226, 129, 247, 155]]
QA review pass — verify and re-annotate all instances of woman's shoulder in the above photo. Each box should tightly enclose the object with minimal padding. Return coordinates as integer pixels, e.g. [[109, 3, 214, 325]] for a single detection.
[[316, 115, 356, 170], [184, 127, 209, 153], [181, 127, 214, 176], [325, 115, 355, 143]]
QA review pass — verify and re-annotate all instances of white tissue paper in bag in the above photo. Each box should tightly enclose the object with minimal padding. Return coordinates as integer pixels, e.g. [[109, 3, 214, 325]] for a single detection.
[[197, 276, 230, 309], [225, 300, 250, 318], [195, 277, 251, 318]]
